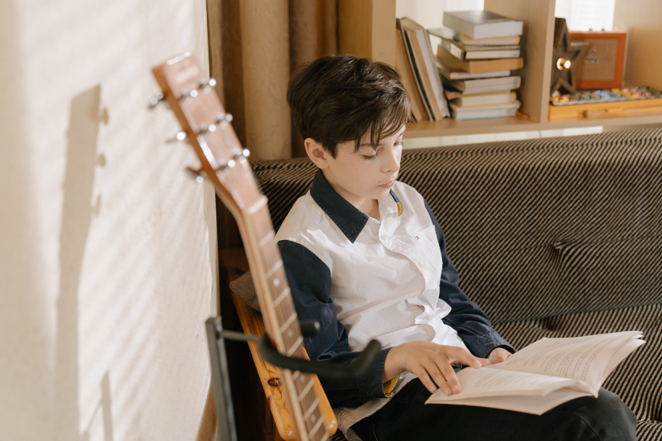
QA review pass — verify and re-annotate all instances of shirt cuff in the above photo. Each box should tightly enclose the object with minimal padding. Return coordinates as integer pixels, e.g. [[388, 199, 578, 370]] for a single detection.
[[358, 348, 393, 401]]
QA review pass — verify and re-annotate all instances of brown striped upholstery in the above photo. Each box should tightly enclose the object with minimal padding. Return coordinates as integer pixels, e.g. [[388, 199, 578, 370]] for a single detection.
[[252, 128, 662, 440]]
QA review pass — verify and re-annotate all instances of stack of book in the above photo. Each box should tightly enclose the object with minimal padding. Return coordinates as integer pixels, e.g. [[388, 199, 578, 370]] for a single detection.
[[395, 17, 450, 122], [429, 10, 524, 120]]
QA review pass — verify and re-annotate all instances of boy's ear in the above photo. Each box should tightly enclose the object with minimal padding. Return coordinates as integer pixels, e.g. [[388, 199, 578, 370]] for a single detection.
[[304, 138, 330, 169]]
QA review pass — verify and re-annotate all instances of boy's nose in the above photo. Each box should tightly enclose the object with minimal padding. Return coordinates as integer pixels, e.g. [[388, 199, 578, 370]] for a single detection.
[[382, 150, 400, 173]]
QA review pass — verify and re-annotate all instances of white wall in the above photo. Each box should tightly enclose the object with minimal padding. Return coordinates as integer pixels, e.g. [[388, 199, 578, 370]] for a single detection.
[[0, 0, 217, 440]]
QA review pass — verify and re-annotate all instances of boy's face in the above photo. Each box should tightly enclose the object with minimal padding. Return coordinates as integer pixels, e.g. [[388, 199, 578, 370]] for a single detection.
[[309, 125, 405, 213]]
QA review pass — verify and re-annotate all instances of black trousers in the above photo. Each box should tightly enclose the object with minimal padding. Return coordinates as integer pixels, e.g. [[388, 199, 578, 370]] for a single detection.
[[350, 379, 637, 441]]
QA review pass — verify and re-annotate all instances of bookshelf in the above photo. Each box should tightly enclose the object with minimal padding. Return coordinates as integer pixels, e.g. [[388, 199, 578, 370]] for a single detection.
[[338, 0, 662, 139]]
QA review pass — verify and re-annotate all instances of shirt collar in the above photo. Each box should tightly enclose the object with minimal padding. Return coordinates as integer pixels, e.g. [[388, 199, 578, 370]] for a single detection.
[[310, 169, 402, 243]]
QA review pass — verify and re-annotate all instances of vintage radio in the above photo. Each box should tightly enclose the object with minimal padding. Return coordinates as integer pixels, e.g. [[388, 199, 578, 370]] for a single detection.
[[570, 29, 627, 90]]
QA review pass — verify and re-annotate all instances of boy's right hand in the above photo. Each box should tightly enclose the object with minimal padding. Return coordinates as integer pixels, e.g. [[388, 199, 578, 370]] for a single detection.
[[383, 342, 488, 396]]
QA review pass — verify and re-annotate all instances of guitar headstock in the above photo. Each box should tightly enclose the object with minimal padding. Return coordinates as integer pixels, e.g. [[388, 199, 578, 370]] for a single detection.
[[151, 52, 259, 216]]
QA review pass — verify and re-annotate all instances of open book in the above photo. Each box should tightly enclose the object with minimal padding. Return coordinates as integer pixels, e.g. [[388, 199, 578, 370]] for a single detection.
[[426, 331, 645, 415]]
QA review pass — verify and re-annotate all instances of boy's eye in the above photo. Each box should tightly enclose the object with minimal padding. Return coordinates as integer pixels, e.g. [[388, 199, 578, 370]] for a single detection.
[[362, 148, 380, 160]]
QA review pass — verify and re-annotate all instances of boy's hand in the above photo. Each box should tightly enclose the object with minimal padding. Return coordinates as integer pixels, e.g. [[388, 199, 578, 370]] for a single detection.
[[383, 342, 488, 396], [487, 347, 512, 364]]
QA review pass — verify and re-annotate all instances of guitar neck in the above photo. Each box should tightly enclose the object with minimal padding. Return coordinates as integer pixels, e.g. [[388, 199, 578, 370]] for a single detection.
[[239, 199, 329, 441]]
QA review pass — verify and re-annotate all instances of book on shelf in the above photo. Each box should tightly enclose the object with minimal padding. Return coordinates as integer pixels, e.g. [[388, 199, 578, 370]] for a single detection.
[[407, 29, 443, 120], [456, 33, 521, 46], [427, 331, 645, 415], [439, 38, 520, 60], [437, 61, 510, 80], [443, 10, 523, 40], [450, 100, 520, 119], [394, 29, 429, 122], [428, 26, 521, 46], [450, 91, 517, 108], [442, 75, 521, 95], [399, 17, 450, 119], [438, 46, 523, 74], [449, 100, 521, 120]]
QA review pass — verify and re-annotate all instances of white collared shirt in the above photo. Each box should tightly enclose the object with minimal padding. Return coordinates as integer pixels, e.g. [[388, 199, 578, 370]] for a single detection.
[[276, 179, 467, 435]]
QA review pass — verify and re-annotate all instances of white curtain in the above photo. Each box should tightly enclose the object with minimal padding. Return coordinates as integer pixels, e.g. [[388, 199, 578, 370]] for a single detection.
[[555, 0, 616, 31], [397, 0, 616, 33], [396, 0, 484, 30]]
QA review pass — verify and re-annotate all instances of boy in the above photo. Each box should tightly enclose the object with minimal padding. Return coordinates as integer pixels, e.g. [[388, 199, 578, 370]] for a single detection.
[[276, 54, 636, 441]]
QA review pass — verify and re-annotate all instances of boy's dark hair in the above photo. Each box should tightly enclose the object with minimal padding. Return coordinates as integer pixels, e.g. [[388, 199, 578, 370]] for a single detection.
[[287, 54, 411, 157]]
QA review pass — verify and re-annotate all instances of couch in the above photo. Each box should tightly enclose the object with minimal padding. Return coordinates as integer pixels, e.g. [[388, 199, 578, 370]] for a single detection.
[[226, 128, 662, 440]]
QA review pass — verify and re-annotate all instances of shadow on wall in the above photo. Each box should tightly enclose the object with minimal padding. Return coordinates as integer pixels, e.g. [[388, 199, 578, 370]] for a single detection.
[[55, 84, 112, 441]]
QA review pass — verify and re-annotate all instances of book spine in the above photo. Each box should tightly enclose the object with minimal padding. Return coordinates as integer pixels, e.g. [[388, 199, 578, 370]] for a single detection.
[[419, 29, 450, 118], [441, 38, 466, 60], [394, 27, 427, 122], [404, 30, 437, 120], [465, 50, 520, 60]]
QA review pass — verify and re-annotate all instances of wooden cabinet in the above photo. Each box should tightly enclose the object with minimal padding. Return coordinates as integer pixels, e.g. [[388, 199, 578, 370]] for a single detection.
[[338, 0, 662, 139]]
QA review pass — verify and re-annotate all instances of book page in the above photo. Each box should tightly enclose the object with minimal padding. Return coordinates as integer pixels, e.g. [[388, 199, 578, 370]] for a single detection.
[[490, 331, 643, 391], [427, 388, 591, 415], [599, 337, 646, 384], [427, 366, 589, 401]]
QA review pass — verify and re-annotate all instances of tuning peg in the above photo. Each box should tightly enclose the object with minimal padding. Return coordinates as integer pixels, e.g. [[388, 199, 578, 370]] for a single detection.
[[230, 149, 251, 162], [197, 124, 217, 136], [214, 149, 249, 172], [179, 88, 199, 100], [148, 93, 165, 109], [215, 113, 233, 126], [200, 78, 217, 90], [218, 159, 236, 170], [166, 131, 187, 143], [185, 167, 205, 183]]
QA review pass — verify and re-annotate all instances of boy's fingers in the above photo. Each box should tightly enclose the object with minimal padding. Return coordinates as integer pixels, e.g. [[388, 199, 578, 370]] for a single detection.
[[438, 360, 461, 394], [488, 348, 511, 364], [417, 370, 442, 395], [449, 347, 488, 369], [425, 363, 453, 395]]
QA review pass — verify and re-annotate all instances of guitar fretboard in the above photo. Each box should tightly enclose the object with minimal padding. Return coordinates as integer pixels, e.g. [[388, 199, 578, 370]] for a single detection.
[[242, 200, 329, 441]]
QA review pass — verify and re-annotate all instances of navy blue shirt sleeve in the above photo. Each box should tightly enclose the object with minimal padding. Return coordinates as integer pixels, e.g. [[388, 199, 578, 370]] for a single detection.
[[278, 239, 393, 409], [423, 201, 516, 358]]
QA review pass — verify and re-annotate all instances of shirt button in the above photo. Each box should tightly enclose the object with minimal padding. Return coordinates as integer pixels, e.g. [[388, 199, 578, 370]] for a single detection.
[[419, 262, 426, 268]]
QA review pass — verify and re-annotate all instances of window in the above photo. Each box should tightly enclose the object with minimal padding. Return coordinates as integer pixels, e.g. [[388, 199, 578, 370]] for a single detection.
[[555, 0, 616, 31]]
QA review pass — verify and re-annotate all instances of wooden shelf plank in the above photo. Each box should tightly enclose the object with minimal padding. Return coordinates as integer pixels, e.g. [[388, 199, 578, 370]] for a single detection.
[[404, 112, 662, 139], [405, 116, 543, 138], [614, 0, 662, 91], [485, 0, 556, 122], [544, 112, 662, 129]]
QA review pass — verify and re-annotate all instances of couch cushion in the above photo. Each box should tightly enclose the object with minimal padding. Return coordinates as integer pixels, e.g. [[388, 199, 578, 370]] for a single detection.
[[494, 303, 662, 441], [252, 128, 662, 324]]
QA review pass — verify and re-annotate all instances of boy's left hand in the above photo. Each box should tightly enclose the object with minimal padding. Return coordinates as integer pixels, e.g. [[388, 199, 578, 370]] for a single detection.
[[487, 347, 511, 364]]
